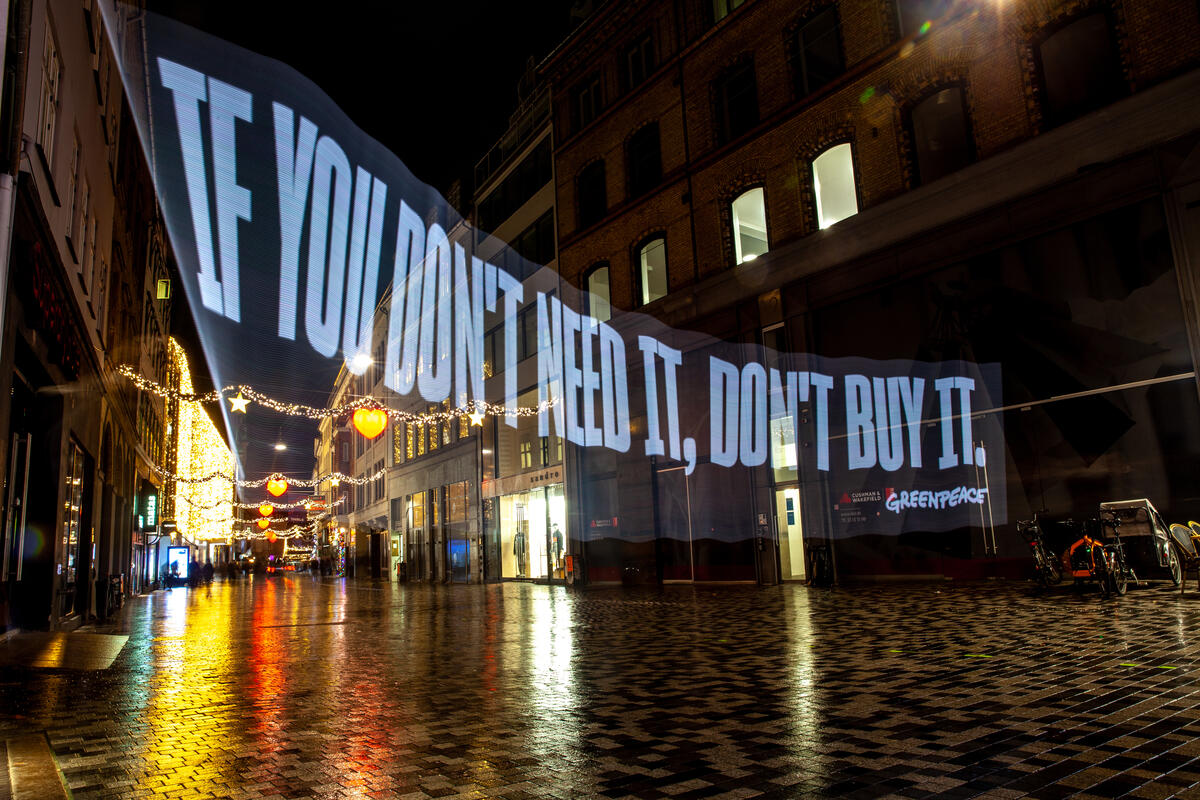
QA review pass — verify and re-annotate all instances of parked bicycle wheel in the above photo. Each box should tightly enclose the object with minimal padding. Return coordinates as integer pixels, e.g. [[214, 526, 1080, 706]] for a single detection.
[[1039, 544, 1062, 586]]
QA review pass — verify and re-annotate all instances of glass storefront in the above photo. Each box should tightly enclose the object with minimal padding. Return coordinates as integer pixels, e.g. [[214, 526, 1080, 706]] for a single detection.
[[497, 484, 566, 579]]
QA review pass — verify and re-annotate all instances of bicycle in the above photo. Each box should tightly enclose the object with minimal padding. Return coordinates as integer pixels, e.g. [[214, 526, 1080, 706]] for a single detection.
[[1017, 517, 1062, 588]]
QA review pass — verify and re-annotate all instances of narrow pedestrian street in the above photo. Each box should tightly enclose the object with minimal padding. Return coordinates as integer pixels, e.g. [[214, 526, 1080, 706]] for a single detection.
[[2, 579, 1199, 799]]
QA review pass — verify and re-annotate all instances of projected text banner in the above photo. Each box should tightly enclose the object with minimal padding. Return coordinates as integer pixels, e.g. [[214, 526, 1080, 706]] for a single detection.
[[105, 5, 1006, 535]]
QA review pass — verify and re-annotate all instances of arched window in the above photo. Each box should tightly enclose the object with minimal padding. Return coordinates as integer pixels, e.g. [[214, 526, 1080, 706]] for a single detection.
[[578, 161, 607, 229], [1037, 12, 1124, 127], [636, 237, 668, 307], [908, 87, 974, 185], [584, 263, 612, 323], [731, 187, 768, 264], [811, 143, 858, 229]]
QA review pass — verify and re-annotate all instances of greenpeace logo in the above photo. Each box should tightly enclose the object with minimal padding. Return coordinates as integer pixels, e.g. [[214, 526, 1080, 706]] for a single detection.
[[885, 487, 988, 513]]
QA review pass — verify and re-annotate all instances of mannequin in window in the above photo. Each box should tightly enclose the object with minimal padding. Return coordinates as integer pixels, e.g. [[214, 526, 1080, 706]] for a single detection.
[[513, 528, 527, 577], [551, 524, 564, 570]]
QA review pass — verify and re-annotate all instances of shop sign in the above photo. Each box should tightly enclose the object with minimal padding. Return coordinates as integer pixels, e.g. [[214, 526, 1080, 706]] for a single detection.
[[590, 518, 618, 528], [483, 467, 563, 498]]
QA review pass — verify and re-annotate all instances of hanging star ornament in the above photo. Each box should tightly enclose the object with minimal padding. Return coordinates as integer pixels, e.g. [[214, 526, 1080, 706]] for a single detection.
[[229, 392, 250, 413], [468, 404, 485, 426]]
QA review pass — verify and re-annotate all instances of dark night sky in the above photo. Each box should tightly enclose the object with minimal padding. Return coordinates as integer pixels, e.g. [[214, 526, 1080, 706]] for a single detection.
[[148, 1, 578, 194], [144, 1, 580, 479]]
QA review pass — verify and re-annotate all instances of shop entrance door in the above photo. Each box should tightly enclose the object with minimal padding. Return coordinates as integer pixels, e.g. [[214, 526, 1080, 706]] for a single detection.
[[654, 466, 694, 582], [775, 486, 806, 581]]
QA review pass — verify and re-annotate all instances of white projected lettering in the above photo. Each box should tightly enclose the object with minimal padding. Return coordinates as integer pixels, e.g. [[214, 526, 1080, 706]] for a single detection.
[[146, 53, 1005, 536]]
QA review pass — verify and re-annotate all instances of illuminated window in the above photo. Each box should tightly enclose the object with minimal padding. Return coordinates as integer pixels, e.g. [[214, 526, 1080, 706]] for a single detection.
[[573, 72, 603, 130], [442, 400, 452, 444], [731, 188, 768, 264], [405, 424, 415, 459], [37, 22, 61, 166], [520, 439, 533, 469], [416, 423, 426, 456], [714, 59, 757, 145], [636, 237, 668, 307], [459, 412, 469, 440], [1037, 12, 1124, 128], [812, 143, 858, 229], [393, 423, 404, 464], [909, 87, 974, 185], [578, 161, 607, 228], [712, 0, 745, 23], [585, 263, 611, 323], [428, 407, 439, 451], [792, 6, 843, 98], [484, 325, 502, 379], [624, 32, 655, 91], [627, 123, 661, 198]]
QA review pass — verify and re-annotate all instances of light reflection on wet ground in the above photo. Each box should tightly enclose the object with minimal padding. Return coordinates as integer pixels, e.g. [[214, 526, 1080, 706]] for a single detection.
[[1, 577, 1200, 798]]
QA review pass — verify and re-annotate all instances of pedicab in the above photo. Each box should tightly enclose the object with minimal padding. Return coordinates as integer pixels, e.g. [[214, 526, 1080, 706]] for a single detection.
[[1166, 521, 1200, 594], [1098, 499, 1181, 587]]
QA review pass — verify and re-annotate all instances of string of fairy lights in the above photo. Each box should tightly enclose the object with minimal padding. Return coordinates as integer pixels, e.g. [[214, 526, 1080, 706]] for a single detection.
[[149, 464, 387, 488], [117, 364, 554, 424], [129, 352, 550, 543], [176, 495, 347, 512]]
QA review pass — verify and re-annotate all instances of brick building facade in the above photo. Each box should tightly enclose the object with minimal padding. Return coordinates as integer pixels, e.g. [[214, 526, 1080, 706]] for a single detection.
[[538, 0, 1200, 582]]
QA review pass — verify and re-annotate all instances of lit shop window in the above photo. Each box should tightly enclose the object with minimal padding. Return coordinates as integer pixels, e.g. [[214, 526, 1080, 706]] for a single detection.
[[812, 143, 858, 229], [585, 264, 611, 323], [637, 237, 668, 306], [731, 188, 768, 264], [909, 87, 974, 185]]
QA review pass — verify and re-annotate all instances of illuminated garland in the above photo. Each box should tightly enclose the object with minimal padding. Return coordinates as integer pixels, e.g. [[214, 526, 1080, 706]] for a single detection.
[[177, 495, 347, 511], [118, 365, 552, 421], [149, 465, 387, 488]]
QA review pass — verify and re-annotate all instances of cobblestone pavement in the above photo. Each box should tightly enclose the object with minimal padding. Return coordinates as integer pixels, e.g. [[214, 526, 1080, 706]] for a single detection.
[[3, 577, 1200, 799]]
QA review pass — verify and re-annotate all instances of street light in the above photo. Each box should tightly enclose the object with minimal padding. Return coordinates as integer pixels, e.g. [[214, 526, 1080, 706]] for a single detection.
[[274, 443, 287, 451]]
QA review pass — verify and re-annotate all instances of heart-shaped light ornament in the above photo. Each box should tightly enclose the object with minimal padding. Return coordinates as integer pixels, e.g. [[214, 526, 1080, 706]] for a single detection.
[[258, 504, 273, 517], [257, 518, 270, 530], [266, 477, 288, 497], [353, 407, 388, 440]]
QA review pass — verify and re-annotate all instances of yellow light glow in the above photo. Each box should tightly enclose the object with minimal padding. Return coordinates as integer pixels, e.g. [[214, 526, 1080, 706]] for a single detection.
[[169, 338, 235, 542]]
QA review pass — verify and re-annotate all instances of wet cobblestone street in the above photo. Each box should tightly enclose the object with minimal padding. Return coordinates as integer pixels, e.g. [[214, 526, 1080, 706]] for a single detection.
[[3, 577, 1200, 799]]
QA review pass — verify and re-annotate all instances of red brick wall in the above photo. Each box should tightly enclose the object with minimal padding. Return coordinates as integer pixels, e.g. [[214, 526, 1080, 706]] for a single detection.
[[544, 0, 1200, 311]]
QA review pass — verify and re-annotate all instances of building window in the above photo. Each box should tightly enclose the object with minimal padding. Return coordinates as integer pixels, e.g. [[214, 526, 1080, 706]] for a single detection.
[[512, 209, 555, 266], [714, 59, 758, 145], [627, 123, 661, 198], [731, 187, 768, 264], [636, 236, 668, 307], [66, 135, 79, 252], [519, 439, 533, 469], [791, 6, 844, 99], [908, 87, 974, 185], [578, 161, 607, 229], [518, 303, 539, 361], [37, 22, 61, 166], [896, 0, 950, 38], [712, 0, 746, 24], [1036, 12, 1124, 128], [573, 72, 603, 131], [812, 143, 858, 229], [484, 324, 502, 379], [624, 32, 655, 91], [584, 263, 611, 323]]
